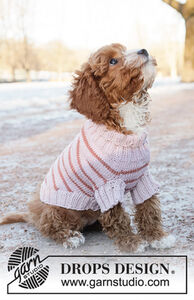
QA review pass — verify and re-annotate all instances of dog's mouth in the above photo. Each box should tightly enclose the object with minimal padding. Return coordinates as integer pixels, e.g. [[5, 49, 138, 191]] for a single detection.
[[149, 57, 157, 66], [141, 60, 157, 91], [143, 56, 157, 67]]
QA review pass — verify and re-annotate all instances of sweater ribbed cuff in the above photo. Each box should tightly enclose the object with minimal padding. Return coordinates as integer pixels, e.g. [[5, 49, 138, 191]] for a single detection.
[[94, 179, 126, 213], [130, 171, 160, 205]]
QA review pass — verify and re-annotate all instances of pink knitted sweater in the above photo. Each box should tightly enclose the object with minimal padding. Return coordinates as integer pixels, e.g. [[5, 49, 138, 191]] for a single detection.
[[40, 120, 159, 212]]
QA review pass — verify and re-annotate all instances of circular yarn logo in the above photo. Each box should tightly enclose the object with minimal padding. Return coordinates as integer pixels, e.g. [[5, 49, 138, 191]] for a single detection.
[[8, 247, 49, 289]]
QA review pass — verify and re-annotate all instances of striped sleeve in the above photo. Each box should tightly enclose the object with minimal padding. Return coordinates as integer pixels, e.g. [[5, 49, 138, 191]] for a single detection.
[[130, 170, 160, 205], [94, 179, 126, 213]]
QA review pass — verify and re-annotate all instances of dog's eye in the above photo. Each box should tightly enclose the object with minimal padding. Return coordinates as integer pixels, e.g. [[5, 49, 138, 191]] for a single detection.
[[110, 58, 118, 65]]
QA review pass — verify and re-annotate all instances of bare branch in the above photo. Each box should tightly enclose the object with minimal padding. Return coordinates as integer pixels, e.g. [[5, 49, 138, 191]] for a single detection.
[[162, 0, 184, 15]]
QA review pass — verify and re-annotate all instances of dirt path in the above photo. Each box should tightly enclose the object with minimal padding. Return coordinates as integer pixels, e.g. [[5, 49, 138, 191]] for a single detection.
[[0, 83, 193, 270]]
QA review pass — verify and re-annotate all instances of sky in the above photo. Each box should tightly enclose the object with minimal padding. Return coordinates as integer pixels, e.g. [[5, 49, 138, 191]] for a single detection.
[[3, 0, 185, 50]]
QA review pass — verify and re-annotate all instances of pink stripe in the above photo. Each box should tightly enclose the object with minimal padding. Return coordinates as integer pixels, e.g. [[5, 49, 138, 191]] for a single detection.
[[125, 174, 143, 184], [77, 138, 98, 190], [69, 145, 93, 191], [82, 127, 148, 175], [61, 152, 91, 197], [57, 157, 72, 192], [52, 167, 59, 191], [87, 160, 106, 183]]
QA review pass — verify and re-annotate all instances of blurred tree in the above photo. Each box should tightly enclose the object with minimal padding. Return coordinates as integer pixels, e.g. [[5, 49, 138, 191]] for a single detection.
[[14, 0, 38, 81], [38, 41, 80, 78], [0, 40, 20, 81], [17, 38, 40, 82], [0, 0, 39, 81], [162, 0, 194, 82]]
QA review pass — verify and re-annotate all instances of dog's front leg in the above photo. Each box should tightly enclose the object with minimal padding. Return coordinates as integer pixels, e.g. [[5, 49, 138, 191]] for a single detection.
[[98, 203, 148, 252], [134, 195, 175, 249]]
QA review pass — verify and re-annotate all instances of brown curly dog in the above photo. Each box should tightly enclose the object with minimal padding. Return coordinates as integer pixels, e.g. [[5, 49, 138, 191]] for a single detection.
[[0, 43, 175, 252]]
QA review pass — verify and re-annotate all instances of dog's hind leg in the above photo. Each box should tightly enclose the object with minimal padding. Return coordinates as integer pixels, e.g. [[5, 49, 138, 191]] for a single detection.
[[38, 210, 85, 249], [28, 198, 85, 248], [134, 195, 175, 249], [98, 203, 148, 252]]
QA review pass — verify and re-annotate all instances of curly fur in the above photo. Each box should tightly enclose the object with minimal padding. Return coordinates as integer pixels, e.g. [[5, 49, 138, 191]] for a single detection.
[[0, 43, 173, 252], [119, 91, 152, 135], [98, 203, 148, 252], [26, 189, 100, 244], [70, 43, 147, 134], [134, 195, 175, 249], [134, 195, 166, 242]]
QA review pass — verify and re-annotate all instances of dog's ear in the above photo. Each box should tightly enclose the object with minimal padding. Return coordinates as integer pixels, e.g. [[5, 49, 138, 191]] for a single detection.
[[89, 51, 109, 77], [70, 63, 110, 122]]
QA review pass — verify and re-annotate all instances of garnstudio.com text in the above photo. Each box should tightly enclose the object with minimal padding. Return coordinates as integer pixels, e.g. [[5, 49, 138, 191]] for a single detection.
[[61, 277, 170, 289]]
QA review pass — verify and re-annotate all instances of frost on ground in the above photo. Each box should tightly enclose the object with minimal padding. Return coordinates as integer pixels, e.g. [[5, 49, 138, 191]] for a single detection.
[[0, 81, 193, 273]]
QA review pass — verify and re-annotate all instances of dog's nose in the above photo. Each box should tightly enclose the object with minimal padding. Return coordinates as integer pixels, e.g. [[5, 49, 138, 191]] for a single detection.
[[137, 49, 149, 57]]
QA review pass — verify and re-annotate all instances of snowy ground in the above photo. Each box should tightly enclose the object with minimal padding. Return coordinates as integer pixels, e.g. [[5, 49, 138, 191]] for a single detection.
[[0, 80, 193, 275], [0, 82, 82, 143]]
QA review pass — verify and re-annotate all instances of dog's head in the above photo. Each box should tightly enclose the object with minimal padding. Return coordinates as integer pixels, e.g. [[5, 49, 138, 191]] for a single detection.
[[70, 43, 157, 127]]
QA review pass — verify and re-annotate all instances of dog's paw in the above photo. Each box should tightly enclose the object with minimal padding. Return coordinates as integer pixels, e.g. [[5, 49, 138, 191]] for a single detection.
[[63, 231, 85, 249], [118, 236, 149, 253], [150, 234, 176, 250], [135, 240, 149, 253]]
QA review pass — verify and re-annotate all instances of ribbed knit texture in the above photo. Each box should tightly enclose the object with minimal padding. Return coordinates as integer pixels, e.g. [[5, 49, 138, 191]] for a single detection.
[[40, 120, 159, 212]]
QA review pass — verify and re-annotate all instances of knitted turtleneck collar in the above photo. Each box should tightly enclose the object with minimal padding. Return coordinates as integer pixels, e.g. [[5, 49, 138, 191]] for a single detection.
[[84, 120, 147, 149]]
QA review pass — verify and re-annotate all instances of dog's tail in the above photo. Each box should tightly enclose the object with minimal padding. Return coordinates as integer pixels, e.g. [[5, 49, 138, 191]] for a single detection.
[[0, 212, 29, 225]]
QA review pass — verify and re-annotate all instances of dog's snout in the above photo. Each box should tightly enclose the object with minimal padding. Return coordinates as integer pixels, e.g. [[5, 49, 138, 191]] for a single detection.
[[137, 49, 149, 57]]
